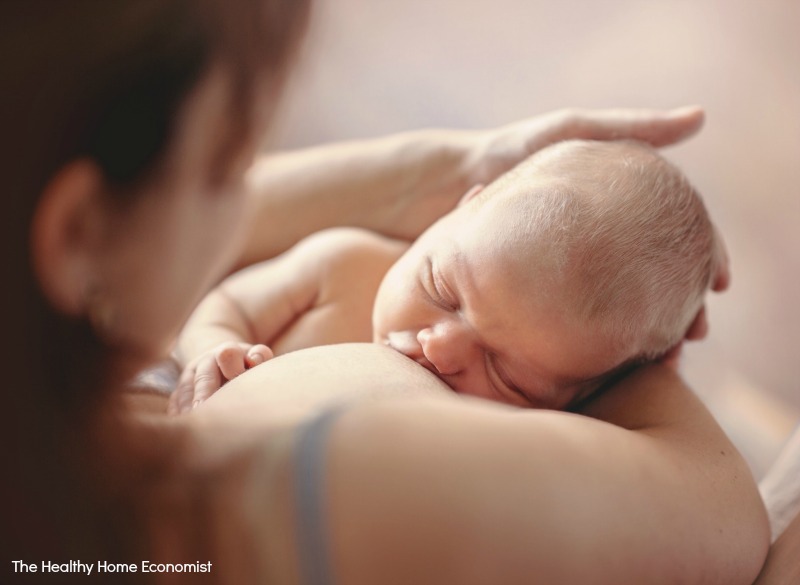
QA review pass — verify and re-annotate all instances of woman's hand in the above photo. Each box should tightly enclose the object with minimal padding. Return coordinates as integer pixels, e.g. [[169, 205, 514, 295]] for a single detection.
[[169, 342, 273, 415], [372, 105, 707, 242], [239, 106, 705, 264], [465, 106, 705, 187]]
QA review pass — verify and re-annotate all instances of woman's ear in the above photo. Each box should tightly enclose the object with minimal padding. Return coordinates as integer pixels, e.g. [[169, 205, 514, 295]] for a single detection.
[[31, 160, 109, 316], [457, 184, 485, 207]]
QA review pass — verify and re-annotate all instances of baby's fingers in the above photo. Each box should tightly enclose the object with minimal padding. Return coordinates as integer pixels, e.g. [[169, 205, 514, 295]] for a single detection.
[[192, 354, 223, 407], [215, 342, 248, 380], [245, 344, 274, 368], [171, 364, 198, 415]]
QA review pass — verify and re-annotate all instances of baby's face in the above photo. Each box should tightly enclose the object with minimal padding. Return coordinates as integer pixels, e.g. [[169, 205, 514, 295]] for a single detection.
[[372, 194, 632, 410]]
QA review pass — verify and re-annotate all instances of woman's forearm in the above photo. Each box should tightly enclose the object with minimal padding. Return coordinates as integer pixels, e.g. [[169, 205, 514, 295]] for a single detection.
[[238, 130, 473, 266], [236, 106, 706, 267]]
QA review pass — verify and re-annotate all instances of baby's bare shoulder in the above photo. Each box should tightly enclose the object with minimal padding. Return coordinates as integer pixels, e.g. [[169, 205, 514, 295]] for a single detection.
[[297, 227, 408, 270]]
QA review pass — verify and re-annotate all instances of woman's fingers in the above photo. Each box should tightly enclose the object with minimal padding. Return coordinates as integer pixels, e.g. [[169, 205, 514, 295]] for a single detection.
[[660, 342, 683, 369], [685, 306, 709, 341], [556, 106, 705, 148], [711, 227, 731, 292], [477, 106, 706, 187]]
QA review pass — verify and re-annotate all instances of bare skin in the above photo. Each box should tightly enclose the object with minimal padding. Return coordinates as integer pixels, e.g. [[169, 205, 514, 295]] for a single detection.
[[27, 43, 767, 583], [174, 221, 630, 412], [173, 228, 406, 412], [138, 343, 769, 584], [175, 146, 727, 413], [753, 509, 800, 584], [238, 107, 713, 264]]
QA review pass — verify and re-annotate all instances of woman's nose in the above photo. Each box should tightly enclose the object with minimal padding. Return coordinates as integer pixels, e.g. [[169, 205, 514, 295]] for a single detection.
[[417, 322, 476, 376]]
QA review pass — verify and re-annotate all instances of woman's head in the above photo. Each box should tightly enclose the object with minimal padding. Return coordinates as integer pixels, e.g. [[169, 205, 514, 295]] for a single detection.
[[1, 0, 309, 559], [3, 0, 310, 395]]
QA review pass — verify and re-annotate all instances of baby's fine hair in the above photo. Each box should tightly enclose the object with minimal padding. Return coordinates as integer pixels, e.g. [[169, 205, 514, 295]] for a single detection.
[[481, 139, 717, 359]]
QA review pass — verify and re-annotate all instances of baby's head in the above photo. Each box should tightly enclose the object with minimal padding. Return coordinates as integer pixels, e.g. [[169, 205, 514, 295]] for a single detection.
[[373, 139, 721, 409]]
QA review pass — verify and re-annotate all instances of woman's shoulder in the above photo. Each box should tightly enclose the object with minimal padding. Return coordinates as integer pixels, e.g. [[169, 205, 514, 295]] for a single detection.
[[319, 364, 770, 585], [130, 351, 770, 585]]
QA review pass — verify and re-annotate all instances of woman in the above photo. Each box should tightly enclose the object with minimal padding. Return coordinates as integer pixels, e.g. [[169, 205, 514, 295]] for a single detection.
[[1, 1, 768, 583]]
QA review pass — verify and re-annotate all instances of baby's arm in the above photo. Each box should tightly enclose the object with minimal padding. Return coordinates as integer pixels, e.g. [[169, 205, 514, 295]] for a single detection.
[[172, 228, 405, 413], [171, 233, 333, 413], [176, 241, 323, 364]]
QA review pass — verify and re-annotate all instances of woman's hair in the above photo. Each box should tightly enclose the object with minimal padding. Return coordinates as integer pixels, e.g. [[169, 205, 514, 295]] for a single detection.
[[0, 0, 309, 571]]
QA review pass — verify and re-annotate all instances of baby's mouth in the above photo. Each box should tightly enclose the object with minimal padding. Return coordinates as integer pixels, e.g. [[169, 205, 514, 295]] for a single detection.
[[384, 331, 439, 376], [383, 333, 461, 395]]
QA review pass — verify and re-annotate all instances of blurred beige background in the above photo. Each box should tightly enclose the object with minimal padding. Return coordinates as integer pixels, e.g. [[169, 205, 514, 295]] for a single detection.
[[270, 0, 800, 477]]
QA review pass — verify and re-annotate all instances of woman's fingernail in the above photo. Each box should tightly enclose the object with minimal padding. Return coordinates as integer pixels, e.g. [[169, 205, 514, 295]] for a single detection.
[[670, 105, 703, 117]]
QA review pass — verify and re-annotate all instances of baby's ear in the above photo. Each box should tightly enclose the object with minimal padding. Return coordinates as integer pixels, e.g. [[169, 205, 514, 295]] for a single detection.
[[457, 184, 485, 207]]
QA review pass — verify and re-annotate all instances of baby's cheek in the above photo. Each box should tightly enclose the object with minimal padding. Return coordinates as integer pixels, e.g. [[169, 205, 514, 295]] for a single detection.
[[372, 290, 387, 341], [371, 280, 394, 334], [374, 281, 410, 330]]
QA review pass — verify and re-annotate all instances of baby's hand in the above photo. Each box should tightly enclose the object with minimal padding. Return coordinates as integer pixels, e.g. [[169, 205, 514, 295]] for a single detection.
[[169, 342, 273, 415]]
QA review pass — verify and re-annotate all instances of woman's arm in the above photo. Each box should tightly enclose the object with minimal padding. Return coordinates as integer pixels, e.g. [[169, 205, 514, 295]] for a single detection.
[[753, 508, 800, 584], [236, 107, 705, 265], [758, 424, 800, 541]]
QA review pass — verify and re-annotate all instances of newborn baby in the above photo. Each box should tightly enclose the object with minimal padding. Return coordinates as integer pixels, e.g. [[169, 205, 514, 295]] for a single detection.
[[173, 139, 725, 412]]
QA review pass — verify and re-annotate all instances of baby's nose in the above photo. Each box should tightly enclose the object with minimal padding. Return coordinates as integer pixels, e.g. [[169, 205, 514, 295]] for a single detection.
[[417, 324, 473, 376]]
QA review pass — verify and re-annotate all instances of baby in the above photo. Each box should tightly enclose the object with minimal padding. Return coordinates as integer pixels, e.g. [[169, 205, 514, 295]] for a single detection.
[[173, 139, 723, 411]]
